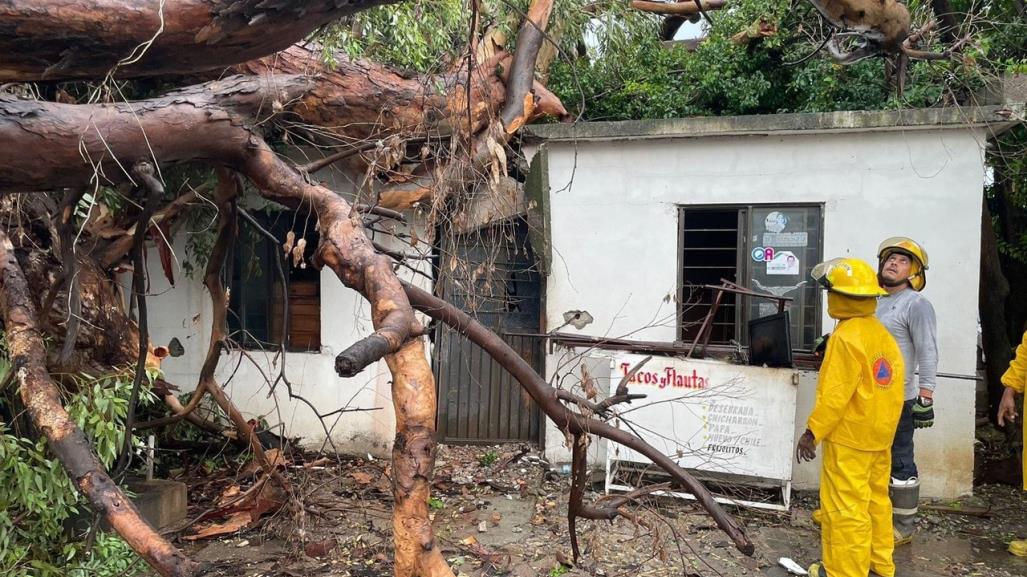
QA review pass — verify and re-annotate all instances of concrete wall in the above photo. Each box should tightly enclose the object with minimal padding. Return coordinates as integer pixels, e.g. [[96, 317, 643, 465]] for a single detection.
[[530, 126, 988, 498], [146, 160, 430, 457]]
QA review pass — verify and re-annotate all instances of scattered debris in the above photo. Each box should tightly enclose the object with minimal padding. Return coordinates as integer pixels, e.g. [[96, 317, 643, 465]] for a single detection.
[[779, 557, 808, 575], [303, 538, 337, 558], [174, 442, 1027, 577]]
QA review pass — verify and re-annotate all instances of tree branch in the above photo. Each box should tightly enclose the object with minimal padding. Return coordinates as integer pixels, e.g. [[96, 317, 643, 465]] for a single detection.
[[632, 0, 727, 17], [401, 281, 755, 556], [0, 0, 404, 82], [501, 0, 555, 132], [114, 160, 163, 477], [0, 230, 197, 577]]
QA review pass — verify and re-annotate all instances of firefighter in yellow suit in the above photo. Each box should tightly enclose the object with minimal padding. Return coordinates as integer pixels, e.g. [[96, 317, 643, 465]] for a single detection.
[[998, 329, 1027, 557], [797, 258, 906, 577]]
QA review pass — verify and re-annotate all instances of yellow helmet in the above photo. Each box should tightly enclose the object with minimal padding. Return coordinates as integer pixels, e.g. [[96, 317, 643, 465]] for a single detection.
[[877, 236, 928, 291], [811, 257, 888, 298]]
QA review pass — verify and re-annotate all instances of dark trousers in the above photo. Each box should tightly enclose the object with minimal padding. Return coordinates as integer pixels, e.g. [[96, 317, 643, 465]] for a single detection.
[[890, 399, 918, 480]]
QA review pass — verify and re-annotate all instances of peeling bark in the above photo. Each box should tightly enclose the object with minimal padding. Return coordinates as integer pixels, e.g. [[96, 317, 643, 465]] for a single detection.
[[0, 68, 450, 574], [632, 0, 727, 17], [0, 230, 197, 577], [0, 75, 426, 390], [501, 0, 554, 132], [238, 45, 505, 143], [0, 0, 402, 82], [387, 340, 454, 577]]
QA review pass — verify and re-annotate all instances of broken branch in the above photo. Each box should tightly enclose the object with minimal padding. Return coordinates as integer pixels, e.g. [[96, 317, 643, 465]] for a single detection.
[[0, 230, 197, 577], [500, 0, 555, 132], [354, 203, 407, 223], [632, 0, 727, 17], [401, 282, 754, 556], [115, 160, 163, 477]]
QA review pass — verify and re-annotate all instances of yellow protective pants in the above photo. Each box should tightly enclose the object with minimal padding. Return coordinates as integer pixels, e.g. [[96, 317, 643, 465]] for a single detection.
[[820, 441, 895, 577]]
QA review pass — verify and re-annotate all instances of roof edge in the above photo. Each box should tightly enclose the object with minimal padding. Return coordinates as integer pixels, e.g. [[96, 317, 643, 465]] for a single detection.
[[523, 104, 1024, 143]]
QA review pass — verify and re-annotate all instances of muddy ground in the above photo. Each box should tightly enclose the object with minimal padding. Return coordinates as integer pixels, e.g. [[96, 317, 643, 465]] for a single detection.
[[167, 427, 1027, 577]]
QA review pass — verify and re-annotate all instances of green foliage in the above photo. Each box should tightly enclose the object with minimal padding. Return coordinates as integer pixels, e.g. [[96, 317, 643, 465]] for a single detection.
[[548, 564, 570, 577], [477, 449, 499, 467], [318, 0, 479, 72], [549, 0, 1017, 120], [315, 0, 596, 74], [0, 349, 152, 576], [428, 496, 445, 510]]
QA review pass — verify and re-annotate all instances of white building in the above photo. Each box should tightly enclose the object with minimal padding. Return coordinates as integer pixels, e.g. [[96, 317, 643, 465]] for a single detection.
[[147, 105, 1021, 500], [523, 106, 1021, 499]]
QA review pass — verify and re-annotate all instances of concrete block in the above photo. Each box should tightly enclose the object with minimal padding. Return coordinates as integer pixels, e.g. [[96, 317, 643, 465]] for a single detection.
[[125, 479, 188, 529]]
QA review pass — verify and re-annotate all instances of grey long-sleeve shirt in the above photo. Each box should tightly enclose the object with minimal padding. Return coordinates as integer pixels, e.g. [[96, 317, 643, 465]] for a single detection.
[[876, 288, 939, 400]]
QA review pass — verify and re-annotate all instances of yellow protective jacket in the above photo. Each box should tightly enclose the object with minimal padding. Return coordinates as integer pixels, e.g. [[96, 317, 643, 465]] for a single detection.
[[1001, 330, 1027, 490], [808, 293, 906, 452]]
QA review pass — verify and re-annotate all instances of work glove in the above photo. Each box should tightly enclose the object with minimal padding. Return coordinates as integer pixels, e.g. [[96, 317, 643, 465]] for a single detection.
[[796, 429, 817, 463], [812, 334, 830, 357], [912, 396, 934, 429]]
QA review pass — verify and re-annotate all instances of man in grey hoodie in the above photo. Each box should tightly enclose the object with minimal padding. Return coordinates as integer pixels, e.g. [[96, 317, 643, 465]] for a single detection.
[[875, 237, 938, 546]]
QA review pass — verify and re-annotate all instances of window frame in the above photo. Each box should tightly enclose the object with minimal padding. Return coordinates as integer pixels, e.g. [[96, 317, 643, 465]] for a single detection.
[[228, 209, 322, 353], [677, 203, 824, 350]]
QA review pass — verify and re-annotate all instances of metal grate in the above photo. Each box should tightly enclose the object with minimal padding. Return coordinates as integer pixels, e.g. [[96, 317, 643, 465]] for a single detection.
[[433, 218, 543, 444]]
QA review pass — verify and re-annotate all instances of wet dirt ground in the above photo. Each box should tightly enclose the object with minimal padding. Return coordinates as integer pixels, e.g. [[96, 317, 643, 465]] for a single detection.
[[173, 441, 1027, 577]]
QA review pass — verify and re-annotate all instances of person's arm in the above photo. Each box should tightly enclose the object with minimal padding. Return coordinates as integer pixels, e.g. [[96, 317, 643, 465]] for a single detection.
[[806, 337, 861, 443], [998, 331, 1027, 426], [909, 298, 938, 399]]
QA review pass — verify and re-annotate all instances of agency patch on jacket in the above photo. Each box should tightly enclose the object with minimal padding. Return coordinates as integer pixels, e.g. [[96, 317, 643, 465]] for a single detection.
[[872, 357, 894, 388]]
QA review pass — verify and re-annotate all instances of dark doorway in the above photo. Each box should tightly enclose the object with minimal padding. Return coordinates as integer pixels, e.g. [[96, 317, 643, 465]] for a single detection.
[[433, 218, 543, 444]]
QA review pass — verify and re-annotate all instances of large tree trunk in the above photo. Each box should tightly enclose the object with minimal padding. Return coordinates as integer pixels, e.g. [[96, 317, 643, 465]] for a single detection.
[[0, 0, 401, 82], [238, 46, 505, 144], [980, 198, 1013, 423]]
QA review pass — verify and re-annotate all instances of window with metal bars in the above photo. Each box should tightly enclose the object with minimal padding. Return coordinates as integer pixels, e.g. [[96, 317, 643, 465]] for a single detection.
[[678, 205, 822, 350]]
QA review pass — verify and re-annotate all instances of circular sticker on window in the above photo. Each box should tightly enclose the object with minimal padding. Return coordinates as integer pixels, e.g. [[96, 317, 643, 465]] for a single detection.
[[765, 211, 788, 233]]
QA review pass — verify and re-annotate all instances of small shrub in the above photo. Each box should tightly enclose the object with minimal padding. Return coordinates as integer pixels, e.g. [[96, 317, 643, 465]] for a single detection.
[[478, 450, 499, 467]]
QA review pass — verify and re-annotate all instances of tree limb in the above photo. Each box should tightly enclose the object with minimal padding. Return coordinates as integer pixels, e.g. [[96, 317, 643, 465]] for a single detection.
[[0, 0, 405, 82], [0, 230, 197, 577], [632, 0, 727, 17], [114, 160, 163, 476], [401, 281, 755, 556], [501, 0, 556, 132]]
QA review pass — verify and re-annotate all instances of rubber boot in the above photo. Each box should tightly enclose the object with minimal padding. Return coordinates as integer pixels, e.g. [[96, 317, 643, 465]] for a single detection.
[[807, 562, 829, 577], [889, 476, 919, 546]]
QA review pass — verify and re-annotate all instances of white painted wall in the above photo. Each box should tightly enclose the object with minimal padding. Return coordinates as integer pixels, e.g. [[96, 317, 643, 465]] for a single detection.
[[531, 126, 988, 498], [146, 160, 431, 457]]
